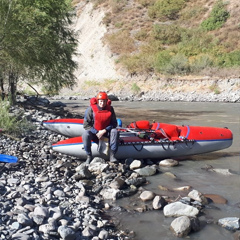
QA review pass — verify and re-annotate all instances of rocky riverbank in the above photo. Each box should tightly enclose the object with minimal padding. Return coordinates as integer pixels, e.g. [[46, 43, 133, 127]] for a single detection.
[[0, 99, 240, 240], [57, 78, 240, 103]]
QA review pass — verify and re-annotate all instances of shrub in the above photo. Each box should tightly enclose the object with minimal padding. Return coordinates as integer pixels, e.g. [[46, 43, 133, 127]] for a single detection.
[[165, 53, 190, 75], [134, 29, 149, 41], [154, 50, 173, 73], [148, 0, 186, 20], [190, 54, 214, 73], [201, 0, 230, 31], [209, 83, 221, 94], [152, 24, 182, 44], [136, 0, 155, 8], [155, 51, 190, 75], [178, 28, 217, 57], [215, 50, 240, 67], [121, 53, 154, 74], [0, 100, 35, 136], [105, 30, 136, 54], [131, 83, 141, 94]]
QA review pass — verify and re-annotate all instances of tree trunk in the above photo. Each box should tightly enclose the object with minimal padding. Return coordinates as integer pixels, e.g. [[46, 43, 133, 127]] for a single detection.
[[0, 76, 5, 100], [8, 70, 17, 105]]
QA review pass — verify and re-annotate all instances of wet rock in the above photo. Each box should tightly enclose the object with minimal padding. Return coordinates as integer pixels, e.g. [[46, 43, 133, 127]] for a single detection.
[[163, 202, 199, 217], [125, 177, 146, 187], [110, 177, 125, 190], [233, 231, 240, 240], [218, 217, 240, 231], [204, 194, 228, 204], [134, 166, 157, 176], [210, 168, 234, 175], [100, 188, 120, 200], [160, 159, 179, 167], [152, 195, 167, 210], [170, 216, 191, 237], [190, 217, 201, 232], [140, 190, 155, 201], [188, 189, 208, 205], [173, 186, 192, 191]]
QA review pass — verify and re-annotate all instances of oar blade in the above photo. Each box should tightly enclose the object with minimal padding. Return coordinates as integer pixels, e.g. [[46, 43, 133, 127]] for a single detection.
[[0, 154, 18, 163]]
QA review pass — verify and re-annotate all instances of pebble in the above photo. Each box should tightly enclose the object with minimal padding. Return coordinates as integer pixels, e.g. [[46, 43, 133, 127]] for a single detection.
[[0, 98, 237, 240], [159, 159, 179, 167]]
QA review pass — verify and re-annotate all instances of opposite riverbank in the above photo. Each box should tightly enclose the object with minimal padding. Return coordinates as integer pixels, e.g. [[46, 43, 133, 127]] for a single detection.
[[57, 77, 240, 103]]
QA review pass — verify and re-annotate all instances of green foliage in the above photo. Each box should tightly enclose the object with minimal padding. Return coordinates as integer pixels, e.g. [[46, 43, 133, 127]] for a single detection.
[[155, 51, 190, 75], [201, 0, 230, 31], [152, 24, 182, 44], [215, 50, 240, 67], [148, 0, 186, 20], [180, 6, 207, 22], [121, 53, 154, 74], [0, 100, 35, 136], [209, 83, 221, 94], [154, 50, 173, 73], [190, 54, 214, 73], [178, 28, 217, 56], [131, 83, 141, 94], [0, 0, 77, 103], [165, 54, 190, 75]]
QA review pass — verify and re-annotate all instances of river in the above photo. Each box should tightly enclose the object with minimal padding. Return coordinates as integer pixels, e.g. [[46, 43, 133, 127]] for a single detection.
[[64, 100, 240, 240]]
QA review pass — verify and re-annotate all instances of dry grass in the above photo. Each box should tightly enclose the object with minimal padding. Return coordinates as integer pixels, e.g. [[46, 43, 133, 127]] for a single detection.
[[75, 0, 240, 77]]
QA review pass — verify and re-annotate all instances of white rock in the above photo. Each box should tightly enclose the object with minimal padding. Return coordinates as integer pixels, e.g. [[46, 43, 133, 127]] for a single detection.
[[163, 202, 199, 217], [159, 159, 179, 167], [170, 216, 191, 237], [134, 166, 156, 176], [140, 191, 155, 201], [130, 160, 142, 170], [188, 189, 208, 205]]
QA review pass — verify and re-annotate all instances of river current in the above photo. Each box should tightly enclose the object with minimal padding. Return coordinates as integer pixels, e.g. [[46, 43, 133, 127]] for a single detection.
[[64, 100, 240, 240]]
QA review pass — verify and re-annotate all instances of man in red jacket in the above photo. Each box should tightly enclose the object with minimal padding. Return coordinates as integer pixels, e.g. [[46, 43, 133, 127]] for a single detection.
[[82, 92, 118, 163]]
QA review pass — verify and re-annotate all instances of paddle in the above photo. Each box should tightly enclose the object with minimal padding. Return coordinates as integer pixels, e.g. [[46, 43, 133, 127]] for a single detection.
[[0, 154, 18, 163]]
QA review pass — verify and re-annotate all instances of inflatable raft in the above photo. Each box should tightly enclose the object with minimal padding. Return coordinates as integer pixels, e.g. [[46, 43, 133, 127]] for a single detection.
[[50, 120, 233, 160], [42, 118, 85, 137]]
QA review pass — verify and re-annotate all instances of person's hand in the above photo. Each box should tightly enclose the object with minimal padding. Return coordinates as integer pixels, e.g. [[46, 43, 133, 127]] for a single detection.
[[96, 129, 107, 139]]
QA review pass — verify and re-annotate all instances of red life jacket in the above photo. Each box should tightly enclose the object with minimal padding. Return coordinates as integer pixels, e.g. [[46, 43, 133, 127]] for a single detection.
[[90, 98, 112, 131]]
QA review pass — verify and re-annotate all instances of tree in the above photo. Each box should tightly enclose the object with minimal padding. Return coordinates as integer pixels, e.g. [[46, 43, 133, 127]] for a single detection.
[[0, 0, 78, 104]]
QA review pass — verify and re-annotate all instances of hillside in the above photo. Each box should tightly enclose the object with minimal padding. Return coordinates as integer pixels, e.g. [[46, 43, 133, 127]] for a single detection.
[[59, 0, 240, 101]]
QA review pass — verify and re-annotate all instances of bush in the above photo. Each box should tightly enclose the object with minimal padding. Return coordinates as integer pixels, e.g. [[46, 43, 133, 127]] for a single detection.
[[201, 0, 229, 31], [215, 50, 240, 67], [131, 83, 141, 94], [0, 100, 35, 136], [121, 53, 154, 74], [152, 24, 182, 44], [190, 54, 214, 73], [155, 51, 190, 75], [154, 50, 173, 73], [134, 29, 149, 41], [105, 30, 136, 54], [165, 53, 190, 75], [148, 0, 186, 20], [178, 28, 217, 57]]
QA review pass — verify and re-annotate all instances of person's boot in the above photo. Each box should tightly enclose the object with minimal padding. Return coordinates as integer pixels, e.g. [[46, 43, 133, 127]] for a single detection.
[[86, 155, 92, 164], [109, 150, 118, 163]]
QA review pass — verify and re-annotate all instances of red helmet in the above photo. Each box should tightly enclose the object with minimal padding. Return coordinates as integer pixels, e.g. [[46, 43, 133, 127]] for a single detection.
[[96, 92, 108, 100]]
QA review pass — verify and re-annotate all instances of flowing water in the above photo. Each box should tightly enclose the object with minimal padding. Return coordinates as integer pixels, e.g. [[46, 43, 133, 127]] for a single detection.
[[65, 100, 240, 239]]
